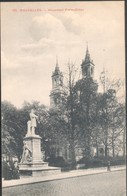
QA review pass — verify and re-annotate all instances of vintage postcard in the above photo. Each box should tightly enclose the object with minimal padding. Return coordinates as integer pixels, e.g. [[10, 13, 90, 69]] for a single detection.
[[1, 1, 126, 196]]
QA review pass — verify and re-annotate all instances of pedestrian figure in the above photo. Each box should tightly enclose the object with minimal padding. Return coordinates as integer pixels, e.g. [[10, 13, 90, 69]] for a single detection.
[[4, 160, 13, 180], [12, 161, 20, 179], [107, 161, 111, 171]]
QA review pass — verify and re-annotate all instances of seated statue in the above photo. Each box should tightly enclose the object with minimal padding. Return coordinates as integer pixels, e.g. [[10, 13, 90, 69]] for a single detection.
[[21, 141, 32, 163]]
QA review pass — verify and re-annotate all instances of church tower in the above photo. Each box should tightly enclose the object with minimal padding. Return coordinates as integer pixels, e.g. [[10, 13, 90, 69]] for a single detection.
[[81, 46, 95, 78], [50, 58, 64, 108]]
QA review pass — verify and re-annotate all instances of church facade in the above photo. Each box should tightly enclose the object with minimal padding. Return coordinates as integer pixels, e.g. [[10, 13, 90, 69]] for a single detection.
[[50, 46, 95, 107], [49, 47, 104, 161]]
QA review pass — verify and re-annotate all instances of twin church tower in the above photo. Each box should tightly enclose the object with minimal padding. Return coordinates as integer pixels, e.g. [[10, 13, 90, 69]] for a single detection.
[[50, 46, 95, 108]]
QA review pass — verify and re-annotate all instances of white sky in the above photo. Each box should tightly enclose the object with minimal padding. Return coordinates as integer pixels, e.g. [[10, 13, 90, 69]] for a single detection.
[[1, 2, 125, 108]]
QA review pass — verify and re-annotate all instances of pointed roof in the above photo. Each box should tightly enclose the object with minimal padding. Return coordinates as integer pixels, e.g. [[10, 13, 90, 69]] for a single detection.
[[84, 45, 91, 63], [52, 57, 63, 76], [55, 56, 60, 73], [82, 45, 94, 66]]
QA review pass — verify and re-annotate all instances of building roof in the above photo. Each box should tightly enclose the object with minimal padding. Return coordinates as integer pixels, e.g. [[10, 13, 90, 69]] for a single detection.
[[83, 46, 94, 65], [52, 57, 63, 77]]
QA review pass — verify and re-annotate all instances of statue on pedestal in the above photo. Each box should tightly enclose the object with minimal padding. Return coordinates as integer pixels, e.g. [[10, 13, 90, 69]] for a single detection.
[[19, 109, 61, 176], [26, 109, 38, 136]]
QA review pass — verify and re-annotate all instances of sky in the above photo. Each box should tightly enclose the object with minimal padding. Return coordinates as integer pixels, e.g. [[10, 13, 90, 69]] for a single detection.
[[1, 2, 125, 108]]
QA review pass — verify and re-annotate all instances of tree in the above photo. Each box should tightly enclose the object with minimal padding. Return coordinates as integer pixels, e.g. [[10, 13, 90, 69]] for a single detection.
[[99, 70, 126, 157], [108, 102, 125, 157], [1, 101, 20, 159], [64, 62, 80, 165], [43, 107, 68, 160], [91, 93, 104, 157], [74, 77, 98, 159]]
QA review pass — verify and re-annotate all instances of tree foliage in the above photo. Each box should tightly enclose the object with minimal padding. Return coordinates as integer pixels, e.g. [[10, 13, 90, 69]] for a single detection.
[[2, 69, 125, 163], [73, 77, 98, 158]]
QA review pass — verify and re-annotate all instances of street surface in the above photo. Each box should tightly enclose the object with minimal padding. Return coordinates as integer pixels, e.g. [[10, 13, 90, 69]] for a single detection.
[[3, 171, 126, 196]]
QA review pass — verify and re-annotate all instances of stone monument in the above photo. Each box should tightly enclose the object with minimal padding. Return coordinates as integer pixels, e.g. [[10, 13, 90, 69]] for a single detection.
[[19, 109, 61, 177]]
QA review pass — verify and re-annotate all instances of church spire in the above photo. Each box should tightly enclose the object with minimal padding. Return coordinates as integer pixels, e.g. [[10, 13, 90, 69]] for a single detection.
[[84, 44, 91, 64], [50, 57, 64, 108], [81, 45, 95, 78], [54, 56, 60, 74]]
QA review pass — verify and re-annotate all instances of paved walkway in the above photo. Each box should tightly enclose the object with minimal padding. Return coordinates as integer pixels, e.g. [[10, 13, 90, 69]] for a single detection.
[[2, 165, 126, 188]]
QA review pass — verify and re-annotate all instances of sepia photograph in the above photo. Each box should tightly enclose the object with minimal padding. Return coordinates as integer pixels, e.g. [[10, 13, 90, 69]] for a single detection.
[[1, 1, 126, 196]]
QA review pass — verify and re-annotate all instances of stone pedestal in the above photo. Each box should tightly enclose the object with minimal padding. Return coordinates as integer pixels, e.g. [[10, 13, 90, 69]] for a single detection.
[[24, 134, 42, 163], [19, 164, 61, 177], [19, 134, 61, 177]]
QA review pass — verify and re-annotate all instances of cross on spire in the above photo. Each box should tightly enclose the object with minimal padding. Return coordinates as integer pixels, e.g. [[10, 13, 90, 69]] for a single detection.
[[54, 55, 60, 74], [86, 41, 88, 51], [56, 55, 58, 67]]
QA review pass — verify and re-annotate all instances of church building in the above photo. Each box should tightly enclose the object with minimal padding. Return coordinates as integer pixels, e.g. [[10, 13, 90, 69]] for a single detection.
[[49, 47, 104, 161]]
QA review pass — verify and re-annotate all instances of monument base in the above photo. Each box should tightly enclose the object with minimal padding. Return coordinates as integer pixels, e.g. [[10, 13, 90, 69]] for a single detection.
[[19, 162, 61, 177], [20, 126, 61, 177]]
